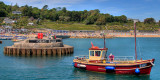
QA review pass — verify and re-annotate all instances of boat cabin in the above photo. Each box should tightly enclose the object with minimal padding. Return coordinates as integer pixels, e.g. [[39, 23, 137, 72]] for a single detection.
[[89, 48, 108, 60]]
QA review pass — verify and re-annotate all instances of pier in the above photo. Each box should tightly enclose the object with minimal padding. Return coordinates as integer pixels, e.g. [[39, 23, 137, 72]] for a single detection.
[[4, 38, 74, 56]]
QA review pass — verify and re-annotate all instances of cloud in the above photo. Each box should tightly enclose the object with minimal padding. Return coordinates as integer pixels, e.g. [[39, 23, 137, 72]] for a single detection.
[[2, 0, 84, 8]]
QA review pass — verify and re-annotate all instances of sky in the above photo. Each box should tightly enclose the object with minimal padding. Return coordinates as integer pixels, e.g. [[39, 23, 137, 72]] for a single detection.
[[1, 0, 160, 21]]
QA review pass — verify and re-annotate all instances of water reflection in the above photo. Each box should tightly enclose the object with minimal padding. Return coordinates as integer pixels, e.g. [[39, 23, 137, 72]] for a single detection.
[[4, 55, 73, 69], [72, 68, 150, 80]]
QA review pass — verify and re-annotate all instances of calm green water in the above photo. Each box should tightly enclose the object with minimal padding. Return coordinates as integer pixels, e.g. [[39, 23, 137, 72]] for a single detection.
[[0, 38, 160, 80]]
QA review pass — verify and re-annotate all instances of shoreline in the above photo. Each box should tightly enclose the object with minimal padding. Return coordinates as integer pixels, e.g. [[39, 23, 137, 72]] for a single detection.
[[1, 33, 160, 39]]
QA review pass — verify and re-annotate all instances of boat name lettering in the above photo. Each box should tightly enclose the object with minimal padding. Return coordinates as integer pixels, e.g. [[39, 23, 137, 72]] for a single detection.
[[140, 63, 147, 67]]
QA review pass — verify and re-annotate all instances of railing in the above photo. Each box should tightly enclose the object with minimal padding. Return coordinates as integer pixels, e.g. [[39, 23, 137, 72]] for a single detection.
[[74, 56, 135, 63], [113, 56, 135, 61], [74, 55, 89, 59]]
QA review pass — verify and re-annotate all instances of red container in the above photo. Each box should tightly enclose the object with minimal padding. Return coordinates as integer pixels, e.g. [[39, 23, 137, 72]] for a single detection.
[[38, 33, 43, 39]]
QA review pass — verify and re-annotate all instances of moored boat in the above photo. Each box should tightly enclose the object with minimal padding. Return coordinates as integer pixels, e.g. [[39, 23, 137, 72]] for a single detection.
[[73, 20, 155, 75]]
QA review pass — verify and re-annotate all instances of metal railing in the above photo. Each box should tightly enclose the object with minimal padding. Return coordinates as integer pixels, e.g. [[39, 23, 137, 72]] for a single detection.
[[74, 55, 135, 63], [75, 56, 134, 61], [74, 55, 89, 59], [113, 56, 135, 61]]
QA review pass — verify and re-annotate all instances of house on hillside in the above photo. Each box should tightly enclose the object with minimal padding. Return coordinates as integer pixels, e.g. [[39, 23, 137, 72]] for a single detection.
[[12, 11, 22, 14], [27, 17, 35, 26], [3, 18, 16, 24], [28, 22, 34, 26], [2, 25, 13, 29]]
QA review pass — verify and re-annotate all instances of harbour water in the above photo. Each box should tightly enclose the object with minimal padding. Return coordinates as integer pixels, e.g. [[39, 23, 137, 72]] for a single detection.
[[0, 38, 160, 80]]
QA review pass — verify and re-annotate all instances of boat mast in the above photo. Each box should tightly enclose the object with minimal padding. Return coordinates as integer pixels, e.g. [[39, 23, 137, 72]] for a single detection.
[[102, 31, 106, 48], [104, 33, 106, 48], [134, 19, 138, 61]]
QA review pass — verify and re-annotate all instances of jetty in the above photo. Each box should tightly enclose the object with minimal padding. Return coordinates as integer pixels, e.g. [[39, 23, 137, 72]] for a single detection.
[[4, 38, 74, 56]]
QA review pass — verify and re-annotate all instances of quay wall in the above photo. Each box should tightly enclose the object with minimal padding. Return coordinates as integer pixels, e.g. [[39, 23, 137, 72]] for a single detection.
[[4, 45, 74, 56]]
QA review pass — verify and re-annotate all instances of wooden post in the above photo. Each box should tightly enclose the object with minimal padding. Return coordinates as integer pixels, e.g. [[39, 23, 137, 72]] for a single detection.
[[13, 48, 17, 56], [3, 47, 7, 54], [8, 48, 10, 55], [61, 48, 65, 55], [71, 47, 74, 53], [37, 49, 42, 56], [68, 48, 71, 54], [42, 49, 46, 56], [6, 47, 9, 55], [31, 49, 37, 56], [52, 49, 57, 56], [17, 48, 20, 56], [57, 48, 62, 56], [26, 49, 31, 56], [47, 49, 52, 56], [65, 48, 68, 55], [21, 48, 26, 56]]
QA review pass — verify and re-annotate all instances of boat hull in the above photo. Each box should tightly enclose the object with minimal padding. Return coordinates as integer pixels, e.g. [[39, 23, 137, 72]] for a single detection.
[[73, 59, 154, 75]]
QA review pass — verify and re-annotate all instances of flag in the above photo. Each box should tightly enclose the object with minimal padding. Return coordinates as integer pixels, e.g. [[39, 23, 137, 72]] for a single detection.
[[91, 42, 94, 47], [54, 35, 56, 39]]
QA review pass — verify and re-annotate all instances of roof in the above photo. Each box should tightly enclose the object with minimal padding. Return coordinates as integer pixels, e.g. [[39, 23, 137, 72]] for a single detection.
[[89, 48, 108, 50]]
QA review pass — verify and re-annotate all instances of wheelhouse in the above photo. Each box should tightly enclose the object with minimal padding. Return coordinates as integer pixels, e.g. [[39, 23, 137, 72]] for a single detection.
[[89, 48, 108, 60]]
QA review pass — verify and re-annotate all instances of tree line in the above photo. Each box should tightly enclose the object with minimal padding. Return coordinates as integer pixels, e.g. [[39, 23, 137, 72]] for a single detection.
[[0, 1, 160, 31]]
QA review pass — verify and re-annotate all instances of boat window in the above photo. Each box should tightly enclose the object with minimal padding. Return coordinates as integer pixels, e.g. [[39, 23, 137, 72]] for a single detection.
[[95, 51, 101, 56], [90, 51, 94, 56], [102, 51, 106, 57]]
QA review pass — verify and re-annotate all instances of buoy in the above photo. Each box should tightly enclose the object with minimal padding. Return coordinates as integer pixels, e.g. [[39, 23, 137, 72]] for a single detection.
[[135, 68, 140, 74], [72, 63, 75, 66], [105, 66, 115, 70]]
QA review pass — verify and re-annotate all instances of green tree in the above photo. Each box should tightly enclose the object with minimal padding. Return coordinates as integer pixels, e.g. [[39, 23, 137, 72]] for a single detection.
[[62, 7, 67, 13], [43, 5, 48, 10], [32, 7, 40, 18], [96, 15, 106, 25], [0, 2, 7, 17], [144, 18, 156, 24]]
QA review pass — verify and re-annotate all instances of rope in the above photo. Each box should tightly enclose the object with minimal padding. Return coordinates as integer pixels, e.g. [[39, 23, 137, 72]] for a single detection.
[[150, 61, 155, 66]]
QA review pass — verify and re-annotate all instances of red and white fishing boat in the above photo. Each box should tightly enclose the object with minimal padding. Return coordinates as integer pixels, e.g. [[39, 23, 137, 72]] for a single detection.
[[73, 20, 155, 75]]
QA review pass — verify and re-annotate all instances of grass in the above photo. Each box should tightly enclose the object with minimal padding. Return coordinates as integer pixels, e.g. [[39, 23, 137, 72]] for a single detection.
[[14, 21, 159, 31], [35, 22, 105, 30]]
